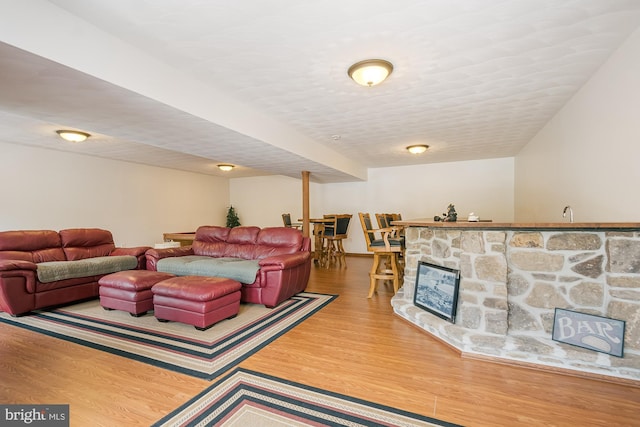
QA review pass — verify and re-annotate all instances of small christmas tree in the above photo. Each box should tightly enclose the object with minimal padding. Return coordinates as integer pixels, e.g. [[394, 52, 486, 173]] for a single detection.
[[226, 205, 241, 228]]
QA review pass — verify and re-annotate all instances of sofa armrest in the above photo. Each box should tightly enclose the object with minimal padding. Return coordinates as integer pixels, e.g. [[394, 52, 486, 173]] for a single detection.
[[112, 246, 153, 270], [112, 246, 152, 257], [0, 259, 37, 272], [145, 246, 194, 270], [0, 260, 38, 315], [258, 252, 310, 270]]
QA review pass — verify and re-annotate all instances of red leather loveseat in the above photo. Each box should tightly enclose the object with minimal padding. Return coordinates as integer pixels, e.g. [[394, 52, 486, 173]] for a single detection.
[[0, 228, 150, 316], [145, 225, 311, 308]]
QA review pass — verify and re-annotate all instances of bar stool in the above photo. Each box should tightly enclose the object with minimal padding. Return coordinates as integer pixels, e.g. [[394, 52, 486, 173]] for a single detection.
[[321, 214, 352, 268], [358, 212, 404, 297]]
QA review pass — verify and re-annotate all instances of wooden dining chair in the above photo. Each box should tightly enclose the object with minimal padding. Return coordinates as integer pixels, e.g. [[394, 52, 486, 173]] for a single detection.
[[321, 214, 352, 268], [282, 213, 302, 229], [375, 213, 401, 229], [358, 212, 404, 297]]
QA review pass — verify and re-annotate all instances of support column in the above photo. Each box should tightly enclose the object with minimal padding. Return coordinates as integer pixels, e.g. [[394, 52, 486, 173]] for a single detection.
[[301, 171, 310, 238]]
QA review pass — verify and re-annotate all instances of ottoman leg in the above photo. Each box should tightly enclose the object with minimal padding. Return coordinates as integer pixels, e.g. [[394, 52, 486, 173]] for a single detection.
[[157, 318, 170, 323], [130, 312, 147, 317]]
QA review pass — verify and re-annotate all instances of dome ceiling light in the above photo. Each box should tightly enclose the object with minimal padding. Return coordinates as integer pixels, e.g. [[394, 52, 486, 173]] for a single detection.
[[407, 144, 429, 154], [348, 59, 393, 87], [56, 130, 90, 142], [217, 164, 235, 171]]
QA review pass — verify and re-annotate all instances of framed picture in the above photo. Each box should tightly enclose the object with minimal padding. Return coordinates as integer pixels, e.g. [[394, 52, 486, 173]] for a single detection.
[[552, 308, 625, 357], [413, 261, 461, 323]]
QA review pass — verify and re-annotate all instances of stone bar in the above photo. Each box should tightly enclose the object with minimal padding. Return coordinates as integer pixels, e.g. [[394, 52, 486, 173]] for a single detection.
[[391, 219, 640, 382]]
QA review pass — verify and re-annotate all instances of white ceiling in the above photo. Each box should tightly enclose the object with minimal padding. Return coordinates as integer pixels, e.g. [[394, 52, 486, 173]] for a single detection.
[[1, 0, 640, 182]]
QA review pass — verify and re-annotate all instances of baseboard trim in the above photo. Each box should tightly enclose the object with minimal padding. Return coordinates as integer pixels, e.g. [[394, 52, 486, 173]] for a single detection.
[[345, 252, 372, 258], [311, 252, 372, 258]]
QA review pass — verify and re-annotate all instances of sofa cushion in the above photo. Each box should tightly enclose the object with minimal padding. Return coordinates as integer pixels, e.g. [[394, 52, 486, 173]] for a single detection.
[[192, 226, 230, 258], [192, 226, 262, 260], [36, 255, 138, 283], [254, 227, 303, 259], [0, 230, 66, 263], [59, 228, 116, 261], [221, 226, 260, 259], [156, 255, 260, 284]]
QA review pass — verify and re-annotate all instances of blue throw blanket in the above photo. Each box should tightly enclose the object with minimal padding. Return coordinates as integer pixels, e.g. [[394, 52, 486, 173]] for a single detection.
[[156, 256, 260, 284]]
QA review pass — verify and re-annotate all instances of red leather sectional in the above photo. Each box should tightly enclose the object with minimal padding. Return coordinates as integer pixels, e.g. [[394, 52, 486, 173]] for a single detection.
[[145, 225, 312, 308], [0, 228, 150, 316]]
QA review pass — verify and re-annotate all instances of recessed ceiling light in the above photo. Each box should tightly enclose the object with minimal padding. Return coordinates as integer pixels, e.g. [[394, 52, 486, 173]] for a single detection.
[[407, 144, 429, 154], [217, 164, 234, 171], [56, 130, 90, 142]]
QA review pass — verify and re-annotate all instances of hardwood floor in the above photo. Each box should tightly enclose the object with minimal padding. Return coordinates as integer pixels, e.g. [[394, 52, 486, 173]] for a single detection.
[[0, 256, 638, 426]]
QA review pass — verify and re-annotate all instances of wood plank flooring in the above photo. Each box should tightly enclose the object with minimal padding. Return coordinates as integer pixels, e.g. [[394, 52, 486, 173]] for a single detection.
[[0, 256, 638, 426]]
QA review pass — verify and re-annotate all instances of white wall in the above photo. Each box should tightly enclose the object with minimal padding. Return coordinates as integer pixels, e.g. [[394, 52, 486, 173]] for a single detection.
[[0, 141, 229, 246], [229, 174, 323, 228], [230, 158, 515, 253], [515, 27, 640, 222], [0, 143, 513, 254]]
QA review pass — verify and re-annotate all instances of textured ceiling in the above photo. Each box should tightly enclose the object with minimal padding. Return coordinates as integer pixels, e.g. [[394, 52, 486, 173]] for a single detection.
[[1, 0, 640, 182]]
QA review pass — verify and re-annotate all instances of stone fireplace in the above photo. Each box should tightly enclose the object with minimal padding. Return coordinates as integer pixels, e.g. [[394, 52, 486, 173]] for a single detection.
[[391, 221, 640, 382]]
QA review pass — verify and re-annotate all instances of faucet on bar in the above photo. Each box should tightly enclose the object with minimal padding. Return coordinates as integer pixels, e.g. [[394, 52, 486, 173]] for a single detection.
[[563, 205, 574, 223]]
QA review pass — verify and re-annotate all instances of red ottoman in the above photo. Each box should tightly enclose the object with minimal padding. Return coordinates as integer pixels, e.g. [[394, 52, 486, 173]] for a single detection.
[[152, 276, 242, 330], [99, 270, 176, 317]]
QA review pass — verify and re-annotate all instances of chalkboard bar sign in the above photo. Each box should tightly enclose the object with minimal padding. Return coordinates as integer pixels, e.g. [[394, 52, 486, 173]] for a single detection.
[[552, 308, 625, 357]]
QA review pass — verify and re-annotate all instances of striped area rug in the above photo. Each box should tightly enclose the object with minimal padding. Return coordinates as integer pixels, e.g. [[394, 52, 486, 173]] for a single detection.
[[153, 368, 462, 427], [0, 292, 335, 380]]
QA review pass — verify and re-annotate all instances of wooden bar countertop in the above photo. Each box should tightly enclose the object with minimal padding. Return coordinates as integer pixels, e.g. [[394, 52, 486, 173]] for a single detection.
[[392, 219, 640, 231]]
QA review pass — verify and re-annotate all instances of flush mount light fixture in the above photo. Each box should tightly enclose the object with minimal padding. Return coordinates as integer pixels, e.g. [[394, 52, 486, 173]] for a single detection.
[[407, 144, 429, 154], [56, 130, 91, 142], [217, 164, 235, 172], [347, 59, 393, 87]]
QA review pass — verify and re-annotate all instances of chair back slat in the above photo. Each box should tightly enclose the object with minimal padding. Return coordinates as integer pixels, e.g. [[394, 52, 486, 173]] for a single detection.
[[323, 214, 351, 238], [282, 213, 302, 229], [376, 213, 401, 229], [375, 213, 388, 228], [282, 213, 293, 227], [335, 215, 351, 236], [359, 213, 376, 249]]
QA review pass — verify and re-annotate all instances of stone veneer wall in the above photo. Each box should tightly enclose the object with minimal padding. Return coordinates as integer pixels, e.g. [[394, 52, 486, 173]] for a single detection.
[[391, 227, 640, 381]]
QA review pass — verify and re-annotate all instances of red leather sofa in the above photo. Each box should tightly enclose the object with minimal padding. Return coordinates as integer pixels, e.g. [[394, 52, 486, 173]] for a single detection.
[[145, 225, 311, 308], [0, 228, 150, 316]]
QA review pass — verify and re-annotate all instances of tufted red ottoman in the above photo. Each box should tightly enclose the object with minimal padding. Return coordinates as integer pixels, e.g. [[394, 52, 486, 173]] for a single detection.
[[98, 270, 176, 317], [151, 276, 242, 330]]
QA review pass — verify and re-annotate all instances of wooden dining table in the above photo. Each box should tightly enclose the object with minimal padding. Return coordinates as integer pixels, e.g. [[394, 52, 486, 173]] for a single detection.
[[299, 217, 335, 265]]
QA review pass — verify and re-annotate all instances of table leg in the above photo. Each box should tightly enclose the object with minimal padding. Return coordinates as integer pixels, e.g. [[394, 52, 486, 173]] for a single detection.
[[313, 223, 325, 266]]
